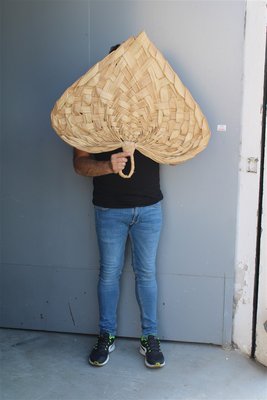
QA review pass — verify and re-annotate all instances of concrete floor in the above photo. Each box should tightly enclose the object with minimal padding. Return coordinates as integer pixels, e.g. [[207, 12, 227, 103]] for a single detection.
[[0, 328, 266, 400]]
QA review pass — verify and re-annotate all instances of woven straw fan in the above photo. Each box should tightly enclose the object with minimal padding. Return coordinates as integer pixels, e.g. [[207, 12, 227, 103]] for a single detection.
[[51, 31, 211, 178]]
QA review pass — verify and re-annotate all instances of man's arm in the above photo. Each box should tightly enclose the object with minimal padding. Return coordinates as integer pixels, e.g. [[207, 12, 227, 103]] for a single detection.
[[73, 148, 129, 177]]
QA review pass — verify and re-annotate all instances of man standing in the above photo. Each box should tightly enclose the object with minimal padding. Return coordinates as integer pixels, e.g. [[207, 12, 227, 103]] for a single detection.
[[73, 147, 165, 368]]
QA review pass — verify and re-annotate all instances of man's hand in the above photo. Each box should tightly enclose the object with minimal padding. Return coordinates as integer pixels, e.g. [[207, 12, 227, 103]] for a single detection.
[[73, 148, 130, 177], [110, 152, 130, 174]]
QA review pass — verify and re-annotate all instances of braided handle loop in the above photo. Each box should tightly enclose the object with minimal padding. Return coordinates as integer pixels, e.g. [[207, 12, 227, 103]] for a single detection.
[[118, 153, 135, 178], [118, 141, 136, 179]]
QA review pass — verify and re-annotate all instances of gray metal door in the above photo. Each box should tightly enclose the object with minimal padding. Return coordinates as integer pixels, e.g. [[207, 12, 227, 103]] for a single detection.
[[1, 0, 246, 346]]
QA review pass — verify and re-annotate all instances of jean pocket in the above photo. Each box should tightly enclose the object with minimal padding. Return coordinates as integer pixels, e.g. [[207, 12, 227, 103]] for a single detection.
[[94, 206, 110, 211], [149, 201, 162, 209]]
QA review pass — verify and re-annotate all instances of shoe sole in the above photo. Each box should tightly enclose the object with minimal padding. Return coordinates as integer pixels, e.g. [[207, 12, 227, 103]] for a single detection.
[[89, 343, 115, 367], [139, 345, 165, 368]]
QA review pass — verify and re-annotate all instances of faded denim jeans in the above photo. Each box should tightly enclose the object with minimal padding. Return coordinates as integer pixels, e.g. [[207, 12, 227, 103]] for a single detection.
[[94, 202, 162, 336]]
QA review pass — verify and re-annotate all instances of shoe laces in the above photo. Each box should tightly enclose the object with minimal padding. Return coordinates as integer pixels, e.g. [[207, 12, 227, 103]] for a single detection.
[[94, 333, 114, 351], [143, 335, 161, 353]]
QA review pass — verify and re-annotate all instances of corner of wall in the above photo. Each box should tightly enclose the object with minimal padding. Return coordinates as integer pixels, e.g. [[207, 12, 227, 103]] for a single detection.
[[233, 0, 266, 356]]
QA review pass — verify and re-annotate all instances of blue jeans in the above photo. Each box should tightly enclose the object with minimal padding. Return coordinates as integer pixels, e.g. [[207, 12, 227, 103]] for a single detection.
[[94, 202, 162, 337]]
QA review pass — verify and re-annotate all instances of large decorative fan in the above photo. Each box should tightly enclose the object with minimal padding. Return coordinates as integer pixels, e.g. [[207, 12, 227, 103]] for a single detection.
[[51, 31, 210, 178]]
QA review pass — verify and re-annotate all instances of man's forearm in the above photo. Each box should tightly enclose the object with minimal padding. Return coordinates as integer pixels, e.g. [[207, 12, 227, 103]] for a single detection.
[[74, 157, 113, 177]]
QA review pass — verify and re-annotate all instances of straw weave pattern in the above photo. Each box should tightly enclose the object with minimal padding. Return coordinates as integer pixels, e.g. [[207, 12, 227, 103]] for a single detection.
[[51, 31, 211, 177]]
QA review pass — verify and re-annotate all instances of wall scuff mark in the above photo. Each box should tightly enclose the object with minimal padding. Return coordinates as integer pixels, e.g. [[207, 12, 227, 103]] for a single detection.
[[234, 263, 249, 310], [68, 302, 76, 326]]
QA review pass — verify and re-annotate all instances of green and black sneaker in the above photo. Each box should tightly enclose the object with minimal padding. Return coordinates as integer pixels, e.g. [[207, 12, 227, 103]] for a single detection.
[[89, 332, 115, 367], [140, 335, 165, 368]]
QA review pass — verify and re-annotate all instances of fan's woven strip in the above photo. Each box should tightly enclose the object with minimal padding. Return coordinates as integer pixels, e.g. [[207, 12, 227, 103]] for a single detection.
[[51, 31, 211, 176]]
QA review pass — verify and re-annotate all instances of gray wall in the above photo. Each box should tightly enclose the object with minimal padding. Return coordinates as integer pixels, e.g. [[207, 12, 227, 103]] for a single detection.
[[1, 0, 246, 345]]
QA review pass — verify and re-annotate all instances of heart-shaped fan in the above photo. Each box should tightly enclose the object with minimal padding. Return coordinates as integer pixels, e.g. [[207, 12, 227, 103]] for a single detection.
[[51, 31, 211, 178]]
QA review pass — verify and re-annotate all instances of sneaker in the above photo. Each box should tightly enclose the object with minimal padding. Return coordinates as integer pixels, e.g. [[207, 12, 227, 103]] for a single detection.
[[140, 335, 165, 368], [89, 332, 115, 366]]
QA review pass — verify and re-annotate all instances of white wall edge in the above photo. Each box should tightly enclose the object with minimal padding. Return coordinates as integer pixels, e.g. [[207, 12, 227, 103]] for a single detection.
[[255, 113, 267, 366], [233, 0, 266, 355]]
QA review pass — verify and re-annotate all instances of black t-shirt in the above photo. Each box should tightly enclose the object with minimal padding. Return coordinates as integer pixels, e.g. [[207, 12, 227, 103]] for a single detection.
[[93, 149, 163, 208]]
